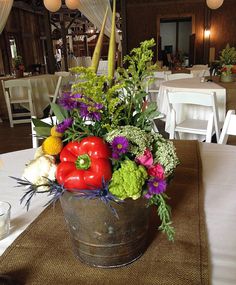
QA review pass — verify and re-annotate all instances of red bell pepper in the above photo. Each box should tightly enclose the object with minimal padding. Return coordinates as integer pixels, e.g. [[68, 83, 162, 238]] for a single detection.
[[56, 136, 112, 191]]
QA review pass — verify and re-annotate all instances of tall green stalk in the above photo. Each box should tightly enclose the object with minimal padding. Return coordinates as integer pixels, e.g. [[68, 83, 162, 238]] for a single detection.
[[91, 6, 108, 73], [107, 0, 116, 81]]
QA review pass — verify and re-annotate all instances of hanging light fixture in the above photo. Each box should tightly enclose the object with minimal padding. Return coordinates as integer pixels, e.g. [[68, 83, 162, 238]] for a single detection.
[[206, 0, 224, 9], [43, 0, 62, 12], [65, 0, 80, 10], [43, 0, 79, 12]]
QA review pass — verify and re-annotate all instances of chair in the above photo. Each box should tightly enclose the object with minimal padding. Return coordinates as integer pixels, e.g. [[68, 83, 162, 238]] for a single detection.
[[145, 71, 170, 100], [167, 91, 220, 143], [49, 76, 63, 114], [49, 75, 75, 114], [144, 78, 165, 133], [84, 56, 92, 67], [165, 73, 194, 81], [97, 60, 108, 75], [2, 79, 35, 127], [146, 74, 165, 124], [218, 110, 236, 144], [31, 116, 58, 148]]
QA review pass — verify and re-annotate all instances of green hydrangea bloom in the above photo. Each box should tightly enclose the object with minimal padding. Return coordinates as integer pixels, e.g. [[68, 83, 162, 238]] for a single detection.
[[109, 160, 148, 200], [151, 133, 180, 177]]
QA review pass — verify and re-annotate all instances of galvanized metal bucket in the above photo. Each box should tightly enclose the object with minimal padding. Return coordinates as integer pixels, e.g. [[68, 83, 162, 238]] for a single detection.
[[60, 191, 150, 268]]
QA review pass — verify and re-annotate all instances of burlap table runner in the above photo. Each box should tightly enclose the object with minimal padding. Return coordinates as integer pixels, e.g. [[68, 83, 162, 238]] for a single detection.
[[0, 140, 208, 285]]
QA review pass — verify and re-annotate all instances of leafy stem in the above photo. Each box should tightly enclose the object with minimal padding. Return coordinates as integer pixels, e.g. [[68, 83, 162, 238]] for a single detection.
[[148, 193, 175, 241]]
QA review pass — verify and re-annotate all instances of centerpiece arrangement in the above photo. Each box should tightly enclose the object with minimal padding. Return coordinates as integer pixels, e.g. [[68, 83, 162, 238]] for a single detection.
[[12, 55, 24, 78], [219, 44, 236, 82], [14, 1, 179, 268]]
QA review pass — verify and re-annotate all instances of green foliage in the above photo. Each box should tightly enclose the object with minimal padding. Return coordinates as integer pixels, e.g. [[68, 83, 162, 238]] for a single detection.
[[116, 38, 160, 131], [12, 56, 23, 69], [50, 103, 68, 122], [68, 66, 125, 137], [220, 44, 236, 65], [66, 39, 159, 139], [31, 117, 54, 138], [148, 193, 175, 241]]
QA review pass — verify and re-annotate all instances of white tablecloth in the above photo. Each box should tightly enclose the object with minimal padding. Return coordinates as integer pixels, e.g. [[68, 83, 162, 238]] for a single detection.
[[9, 74, 58, 118], [0, 143, 236, 285], [0, 149, 50, 255], [199, 143, 236, 285], [158, 77, 226, 140]]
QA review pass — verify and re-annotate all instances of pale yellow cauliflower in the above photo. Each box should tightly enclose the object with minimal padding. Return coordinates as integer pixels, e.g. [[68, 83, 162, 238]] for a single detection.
[[22, 151, 57, 190]]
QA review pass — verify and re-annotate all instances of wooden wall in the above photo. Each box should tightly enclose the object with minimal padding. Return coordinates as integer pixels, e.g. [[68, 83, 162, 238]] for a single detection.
[[123, 0, 236, 64], [0, 6, 46, 75]]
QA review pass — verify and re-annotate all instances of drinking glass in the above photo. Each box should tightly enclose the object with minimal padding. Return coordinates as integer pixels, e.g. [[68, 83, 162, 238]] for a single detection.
[[0, 201, 11, 240]]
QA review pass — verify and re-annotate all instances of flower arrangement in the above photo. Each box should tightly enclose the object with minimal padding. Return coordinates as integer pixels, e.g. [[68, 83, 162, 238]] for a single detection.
[[14, 3, 179, 243], [12, 55, 24, 71], [220, 64, 233, 76], [219, 44, 236, 66], [16, 39, 179, 242]]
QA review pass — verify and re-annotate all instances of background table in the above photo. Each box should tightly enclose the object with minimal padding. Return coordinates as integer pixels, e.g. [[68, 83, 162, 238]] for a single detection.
[[158, 77, 226, 140], [0, 74, 58, 119], [209, 76, 236, 112]]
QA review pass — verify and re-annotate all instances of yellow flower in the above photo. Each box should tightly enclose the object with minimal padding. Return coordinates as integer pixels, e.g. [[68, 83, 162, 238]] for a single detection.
[[50, 126, 63, 138], [42, 136, 63, 155]]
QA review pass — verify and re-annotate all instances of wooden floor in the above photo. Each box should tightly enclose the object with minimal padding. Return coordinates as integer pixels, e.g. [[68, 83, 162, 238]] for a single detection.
[[0, 121, 32, 154]]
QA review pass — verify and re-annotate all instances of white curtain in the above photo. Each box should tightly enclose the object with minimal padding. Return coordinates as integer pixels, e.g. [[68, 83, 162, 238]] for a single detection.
[[77, 0, 121, 51], [0, 0, 13, 34]]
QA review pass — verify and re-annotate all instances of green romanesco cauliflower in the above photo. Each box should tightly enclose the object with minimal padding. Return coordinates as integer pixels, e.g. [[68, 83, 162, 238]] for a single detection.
[[109, 160, 148, 200]]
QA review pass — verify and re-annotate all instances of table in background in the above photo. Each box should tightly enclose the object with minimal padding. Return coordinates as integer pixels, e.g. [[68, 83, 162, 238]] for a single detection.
[[0, 74, 58, 120], [209, 75, 236, 111], [0, 142, 236, 284], [158, 77, 226, 140], [147, 69, 211, 102]]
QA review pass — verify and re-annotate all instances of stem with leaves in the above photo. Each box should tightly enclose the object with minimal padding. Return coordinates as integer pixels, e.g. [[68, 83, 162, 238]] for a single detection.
[[148, 193, 175, 241]]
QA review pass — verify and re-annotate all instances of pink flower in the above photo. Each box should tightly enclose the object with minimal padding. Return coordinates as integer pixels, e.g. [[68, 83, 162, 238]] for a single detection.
[[136, 149, 153, 167], [148, 164, 165, 179]]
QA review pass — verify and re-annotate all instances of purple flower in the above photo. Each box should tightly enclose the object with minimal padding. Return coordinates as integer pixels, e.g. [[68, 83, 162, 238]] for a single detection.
[[111, 152, 120, 160], [56, 118, 73, 133], [145, 177, 167, 198], [79, 102, 103, 121], [79, 103, 89, 118], [111, 136, 129, 159], [58, 92, 81, 110]]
